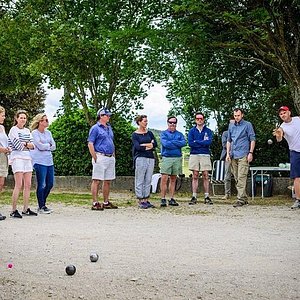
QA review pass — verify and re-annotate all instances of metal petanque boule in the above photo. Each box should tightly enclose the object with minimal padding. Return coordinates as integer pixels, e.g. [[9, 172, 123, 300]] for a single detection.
[[65, 264, 76, 276], [90, 252, 99, 262]]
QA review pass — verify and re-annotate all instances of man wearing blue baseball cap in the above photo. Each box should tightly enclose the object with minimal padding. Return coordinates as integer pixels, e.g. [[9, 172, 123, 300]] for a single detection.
[[273, 106, 300, 209], [87, 107, 118, 210]]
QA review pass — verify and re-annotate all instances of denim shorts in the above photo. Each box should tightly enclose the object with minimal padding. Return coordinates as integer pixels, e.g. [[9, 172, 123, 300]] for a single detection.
[[290, 150, 300, 178]]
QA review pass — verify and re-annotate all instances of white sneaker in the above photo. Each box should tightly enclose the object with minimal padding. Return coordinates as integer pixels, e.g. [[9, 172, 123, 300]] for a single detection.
[[221, 195, 230, 200], [291, 200, 300, 209]]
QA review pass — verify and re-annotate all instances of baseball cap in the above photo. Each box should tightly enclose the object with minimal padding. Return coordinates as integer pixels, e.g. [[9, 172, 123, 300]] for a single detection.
[[278, 106, 290, 112], [97, 107, 112, 116]]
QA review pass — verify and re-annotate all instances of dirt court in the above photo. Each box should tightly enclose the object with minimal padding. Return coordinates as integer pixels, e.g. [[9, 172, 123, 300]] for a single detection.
[[0, 196, 300, 300]]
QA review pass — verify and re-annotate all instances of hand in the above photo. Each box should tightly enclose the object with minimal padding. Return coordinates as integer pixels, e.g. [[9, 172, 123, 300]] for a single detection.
[[226, 154, 231, 162], [5, 147, 11, 154], [273, 127, 283, 141], [247, 153, 253, 163], [26, 142, 34, 149]]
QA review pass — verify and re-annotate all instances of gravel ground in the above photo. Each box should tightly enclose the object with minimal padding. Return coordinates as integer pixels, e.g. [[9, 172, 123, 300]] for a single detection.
[[0, 197, 300, 300]]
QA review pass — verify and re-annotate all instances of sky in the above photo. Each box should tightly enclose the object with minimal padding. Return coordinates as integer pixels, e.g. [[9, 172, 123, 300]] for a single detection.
[[44, 83, 187, 132]]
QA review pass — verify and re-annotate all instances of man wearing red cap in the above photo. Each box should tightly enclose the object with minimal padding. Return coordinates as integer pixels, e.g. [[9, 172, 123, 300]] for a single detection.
[[273, 106, 300, 209]]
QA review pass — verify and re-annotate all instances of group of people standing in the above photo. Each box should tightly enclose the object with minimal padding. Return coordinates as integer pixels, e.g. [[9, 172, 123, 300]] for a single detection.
[[0, 107, 55, 220], [1, 104, 298, 219], [88, 106, 300, 210], [130, 108, 256, 209]]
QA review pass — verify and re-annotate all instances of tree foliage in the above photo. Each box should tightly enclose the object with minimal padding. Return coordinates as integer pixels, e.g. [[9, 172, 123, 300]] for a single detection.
[[0, 1, 45, 124], [49, 109, 135, 176], [15, 0, 171, 125], [168, 0, 300, 113]]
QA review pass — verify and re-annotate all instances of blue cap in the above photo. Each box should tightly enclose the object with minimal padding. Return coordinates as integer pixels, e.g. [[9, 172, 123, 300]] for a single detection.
[[97, 107, 112, 116]]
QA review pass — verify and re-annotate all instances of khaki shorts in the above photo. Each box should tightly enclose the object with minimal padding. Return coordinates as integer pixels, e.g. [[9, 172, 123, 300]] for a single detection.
[[92, 154, 116, 180], [0, 153, 8, 177], [11, 158, 33, 174], [189, 155, 212, 171], [160, 157, 182, 176]]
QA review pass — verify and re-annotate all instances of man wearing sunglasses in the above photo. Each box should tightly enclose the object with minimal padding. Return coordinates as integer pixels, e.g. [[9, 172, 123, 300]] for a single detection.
[[188, 112, 213, 205], [88, 107, 118, 210], [160, 116, 186, 207]]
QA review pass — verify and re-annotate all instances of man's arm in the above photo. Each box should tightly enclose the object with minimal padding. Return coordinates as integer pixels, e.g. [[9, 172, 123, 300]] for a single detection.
[[88, 142, 97, 162], [247, 140, 255, 163], [226, 141, 231, 161]]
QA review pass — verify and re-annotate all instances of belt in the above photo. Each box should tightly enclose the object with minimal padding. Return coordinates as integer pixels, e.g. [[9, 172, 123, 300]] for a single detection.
[[97, 152, 113, 157]]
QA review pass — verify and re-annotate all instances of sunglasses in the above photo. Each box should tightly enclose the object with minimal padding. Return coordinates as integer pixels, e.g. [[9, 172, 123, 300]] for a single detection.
[[41, 119, 49, 122], [168, 121, 177, 125]]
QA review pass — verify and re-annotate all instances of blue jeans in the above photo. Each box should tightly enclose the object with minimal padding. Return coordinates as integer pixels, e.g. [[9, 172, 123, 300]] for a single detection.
[[34, 164, 54, 208]]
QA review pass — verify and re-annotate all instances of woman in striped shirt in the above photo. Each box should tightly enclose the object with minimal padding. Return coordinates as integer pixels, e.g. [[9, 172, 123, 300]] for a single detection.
[[8, 110, 37, 218]]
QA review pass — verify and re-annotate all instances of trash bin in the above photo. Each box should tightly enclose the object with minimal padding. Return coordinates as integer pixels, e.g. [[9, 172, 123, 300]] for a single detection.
[[253, 174, 273, 197]]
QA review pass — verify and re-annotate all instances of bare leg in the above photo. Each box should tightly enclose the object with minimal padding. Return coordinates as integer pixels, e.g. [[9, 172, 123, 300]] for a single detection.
[[294, 177, 300, 199], [12, 172, 23, 211], [91, 179, 100, 202], [102, 180, 111, 202], [202, 170, 209, 194], [160, 174, 168, 199], [192, 170, 199, 194], [0, 176, 4, 192], [169, 175, 177, 199], [22, 172, 32, 211]]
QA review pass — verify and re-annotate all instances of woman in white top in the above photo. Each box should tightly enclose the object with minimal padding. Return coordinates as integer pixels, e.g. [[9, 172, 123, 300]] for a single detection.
[[8, 110, 37, 218], [30, 113, 56, 214], [0, 106, 10, 220]]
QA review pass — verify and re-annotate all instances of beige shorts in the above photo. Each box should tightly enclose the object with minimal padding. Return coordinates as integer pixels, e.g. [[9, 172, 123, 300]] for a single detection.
[[92, 154, 116, 181], [0, 153, 8, 177], [189, 155, 212, 172], [11, 158, 33, 174]]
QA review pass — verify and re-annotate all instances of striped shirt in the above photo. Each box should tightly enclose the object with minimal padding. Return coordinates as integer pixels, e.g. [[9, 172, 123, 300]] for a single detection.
[[8, 126, 33, 163]]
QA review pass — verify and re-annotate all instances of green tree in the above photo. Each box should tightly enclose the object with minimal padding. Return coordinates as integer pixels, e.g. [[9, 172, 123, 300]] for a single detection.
[[0, 1, 45, 123], [169, 0, 300, 113], [15, 0, 171, 124], [49, 109, 135, 176]]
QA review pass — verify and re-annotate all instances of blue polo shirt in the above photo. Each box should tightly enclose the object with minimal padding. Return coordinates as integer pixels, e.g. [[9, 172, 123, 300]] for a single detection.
[[227, 119, 255, 159], [88, 122, 115, 155]]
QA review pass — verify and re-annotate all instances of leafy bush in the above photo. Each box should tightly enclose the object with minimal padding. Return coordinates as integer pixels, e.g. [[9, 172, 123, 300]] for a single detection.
[[49, 109, 135, 176]]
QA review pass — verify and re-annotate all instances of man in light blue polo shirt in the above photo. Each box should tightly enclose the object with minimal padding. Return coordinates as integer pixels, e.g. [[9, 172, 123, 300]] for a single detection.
[[226, 108, 256, 207]]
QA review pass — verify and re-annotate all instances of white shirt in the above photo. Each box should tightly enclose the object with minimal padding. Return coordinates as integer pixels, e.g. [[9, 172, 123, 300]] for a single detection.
[[280, 116, 300, 152]]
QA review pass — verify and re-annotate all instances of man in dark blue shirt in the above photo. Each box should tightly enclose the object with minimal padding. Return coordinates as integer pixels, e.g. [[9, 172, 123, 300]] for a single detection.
[[226, 108, 255, 207], [88, 108, 118, 210], [188, 112, 213, 205]]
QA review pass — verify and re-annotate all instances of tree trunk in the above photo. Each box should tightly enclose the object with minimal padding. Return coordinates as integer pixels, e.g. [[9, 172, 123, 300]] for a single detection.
[[291, 83, 300, 115]]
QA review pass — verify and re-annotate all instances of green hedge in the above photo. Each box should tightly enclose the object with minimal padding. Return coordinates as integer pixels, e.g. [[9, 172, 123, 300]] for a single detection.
[[49, 110, 135, 176]]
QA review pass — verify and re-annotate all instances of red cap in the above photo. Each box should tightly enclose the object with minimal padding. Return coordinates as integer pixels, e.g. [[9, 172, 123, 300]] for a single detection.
[[278, 106, 290, 112]]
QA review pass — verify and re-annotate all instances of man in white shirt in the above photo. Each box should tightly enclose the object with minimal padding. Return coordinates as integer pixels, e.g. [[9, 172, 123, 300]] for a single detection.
[[273, 106, 300, 209]]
